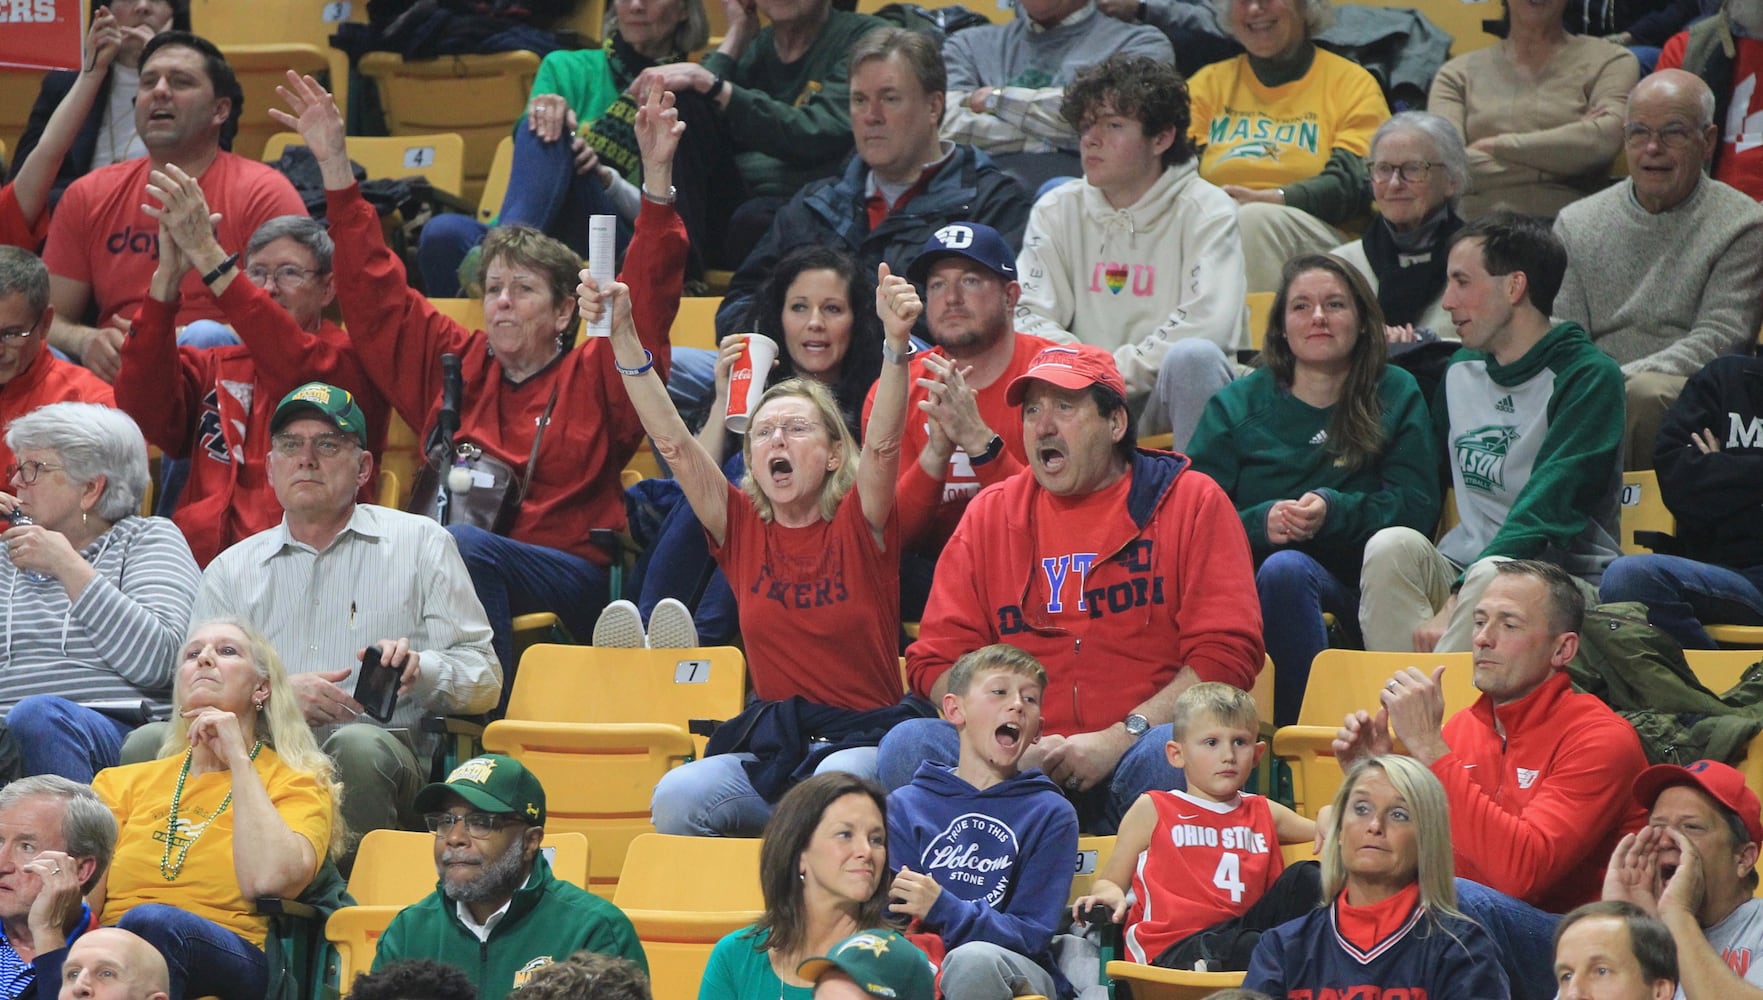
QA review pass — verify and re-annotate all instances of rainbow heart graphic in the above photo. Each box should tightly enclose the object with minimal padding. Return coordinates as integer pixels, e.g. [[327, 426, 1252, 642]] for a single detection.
[[1104, 263, 1128, 295]]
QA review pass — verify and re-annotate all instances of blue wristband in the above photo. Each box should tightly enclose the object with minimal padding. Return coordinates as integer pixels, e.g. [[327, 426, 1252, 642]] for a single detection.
[[615, 349, 655, 377]]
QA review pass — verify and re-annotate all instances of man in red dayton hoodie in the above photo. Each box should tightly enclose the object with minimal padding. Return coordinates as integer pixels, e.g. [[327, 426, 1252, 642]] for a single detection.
[[876, 342, 1263, 834]]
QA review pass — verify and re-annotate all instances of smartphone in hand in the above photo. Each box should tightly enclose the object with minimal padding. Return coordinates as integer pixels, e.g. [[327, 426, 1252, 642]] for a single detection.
[[353, 645, 400, 723]]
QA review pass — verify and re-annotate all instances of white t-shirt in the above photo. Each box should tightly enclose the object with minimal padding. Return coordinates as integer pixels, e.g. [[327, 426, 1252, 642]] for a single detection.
[[92, 63, 147, 169], [1685, 896, 1763, 998]]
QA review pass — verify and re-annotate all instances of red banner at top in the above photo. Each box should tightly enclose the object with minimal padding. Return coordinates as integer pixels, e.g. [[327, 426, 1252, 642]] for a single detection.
[[0, 0, 84, 71]]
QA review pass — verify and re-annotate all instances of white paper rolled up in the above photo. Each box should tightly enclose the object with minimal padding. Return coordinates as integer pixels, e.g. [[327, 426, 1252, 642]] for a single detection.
[[586, 214, 616, 337]]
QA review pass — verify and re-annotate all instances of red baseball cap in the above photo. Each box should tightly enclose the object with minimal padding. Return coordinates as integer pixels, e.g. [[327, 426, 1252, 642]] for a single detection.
[[1632, 760, 1763, 844], [1005, 344, 1128, 406]]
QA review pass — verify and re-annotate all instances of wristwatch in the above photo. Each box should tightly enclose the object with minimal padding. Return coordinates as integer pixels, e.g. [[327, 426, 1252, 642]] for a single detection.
[[1123, 714, 1151, 739], [883, 341, 917, 366], [982, 89, 1002, 116], [967, 433, 1005, 467]]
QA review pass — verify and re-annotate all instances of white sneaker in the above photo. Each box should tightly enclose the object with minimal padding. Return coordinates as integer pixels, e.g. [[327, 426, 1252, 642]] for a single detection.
[[592, 600, 647, 648], [646, 597, 700, 649]]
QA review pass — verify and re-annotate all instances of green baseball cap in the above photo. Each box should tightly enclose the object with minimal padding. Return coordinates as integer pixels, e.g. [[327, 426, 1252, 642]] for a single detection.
[[414, 754, 546, 825], [270, 382, 369, 448], [796, 930, 935, 1000]]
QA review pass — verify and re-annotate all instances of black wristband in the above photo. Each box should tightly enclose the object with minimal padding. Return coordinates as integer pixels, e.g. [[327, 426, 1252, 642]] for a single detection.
[[706, 74, 726, 100], [201, 252, 240, 286]]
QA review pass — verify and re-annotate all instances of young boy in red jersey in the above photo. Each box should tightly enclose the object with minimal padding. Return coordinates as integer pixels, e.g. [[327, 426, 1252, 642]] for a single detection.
[[1074, 682, 1320, 970]]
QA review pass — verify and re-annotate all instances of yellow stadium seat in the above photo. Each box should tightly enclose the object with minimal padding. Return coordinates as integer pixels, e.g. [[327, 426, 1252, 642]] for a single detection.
[[0, 68, 41, 164], [357, 50, 542, 210], [376, 468, 402, 509], [1683, 649, 1763, 695], [425, 296, 485, 329], [1245, 290, 1275, 353], [189, 0, 362, 109], [481, 644, 748, 897], [1069, 835, 1116, 907], [262, 131, 467, 198], [1707, 624, 1763, 649], [612, 834, 764, 1000], [477, 134, 515, 223], [326, 830, 589, 992], [1273, 650, 1476, 817], [1102, 965, 1247, 999], [220, 44, 332, 162], [671, 296, 721, 353], [558, 0, 607, 47], [379, 413, 424, 520], [1620, 469, 1673, 556]]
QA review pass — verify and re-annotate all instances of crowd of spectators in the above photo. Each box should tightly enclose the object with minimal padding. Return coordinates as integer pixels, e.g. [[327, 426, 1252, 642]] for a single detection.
[[2, 0, 1763, 995]]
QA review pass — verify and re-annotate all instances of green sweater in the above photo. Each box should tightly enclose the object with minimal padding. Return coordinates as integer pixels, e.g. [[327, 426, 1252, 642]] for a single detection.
[[1187, 365, 1439, 587], [373, 853, 647, 996], [1434, 321, 1625, 582], [702, 10, 888, 197]]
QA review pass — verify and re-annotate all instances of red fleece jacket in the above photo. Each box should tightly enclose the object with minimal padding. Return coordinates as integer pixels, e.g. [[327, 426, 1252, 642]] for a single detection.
[[1435, 670, 1649, 912], [907, 450, 1263, 736]]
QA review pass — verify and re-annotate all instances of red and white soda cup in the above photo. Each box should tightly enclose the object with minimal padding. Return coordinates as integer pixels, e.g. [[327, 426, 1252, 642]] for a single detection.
[[724, 333, 779, 434]]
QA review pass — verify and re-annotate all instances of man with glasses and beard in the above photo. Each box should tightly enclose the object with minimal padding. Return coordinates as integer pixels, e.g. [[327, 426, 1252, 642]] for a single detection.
[[374, 755, 646, 996]]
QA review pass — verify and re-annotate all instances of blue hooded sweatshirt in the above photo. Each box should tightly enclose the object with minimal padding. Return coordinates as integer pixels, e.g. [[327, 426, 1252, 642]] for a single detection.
[[887, 761, 1080, 998]]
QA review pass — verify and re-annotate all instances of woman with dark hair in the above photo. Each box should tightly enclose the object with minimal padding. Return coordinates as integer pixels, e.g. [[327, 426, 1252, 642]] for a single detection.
[[1244, 755, 1509, 999], [1186, 255, 1437, 726], [699, 773, 891, 1000], [599, 244, 883, 648]]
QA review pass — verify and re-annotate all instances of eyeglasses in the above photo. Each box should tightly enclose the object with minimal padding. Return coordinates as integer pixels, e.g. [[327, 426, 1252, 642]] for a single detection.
[[1370, 160, 1439, 183], [245, 264, 323, 288], [423, 811, 519, 837], [749, 418, 822, 441], [8, 461, 64, 484], [270, 432, 353, 458], [1623, 123, 1700, 149]]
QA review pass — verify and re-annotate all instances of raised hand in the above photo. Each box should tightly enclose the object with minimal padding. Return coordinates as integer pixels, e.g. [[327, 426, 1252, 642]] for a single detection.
[[635, 83, 685, 185], [85, 6, 122, 74], [270, 71, 349, 185], [917, 354, 992, 456], [144, 163, 223, 259], [876, 263, 922, 345], [1603, 827, 1665, 914], [1332, 706, 1392, 768]]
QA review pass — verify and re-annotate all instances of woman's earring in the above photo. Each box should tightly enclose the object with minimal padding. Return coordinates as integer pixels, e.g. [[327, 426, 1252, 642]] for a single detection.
[[798, 870, 806, 881], [254, 699, 265, 713]]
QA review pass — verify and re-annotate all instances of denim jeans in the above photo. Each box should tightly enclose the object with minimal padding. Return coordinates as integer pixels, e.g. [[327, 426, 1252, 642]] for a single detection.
[[447, 524, 610, 712], [1454, 878, 1559, 1000], [1599, 553, 1763, 650], [117, 903, 269, 1000], [649, 746, 878, 836], [3, 695, 135, 782], [875, 719, 1186, 834], [417, 123, 630, 297], [1256, 550, 1360, 727]]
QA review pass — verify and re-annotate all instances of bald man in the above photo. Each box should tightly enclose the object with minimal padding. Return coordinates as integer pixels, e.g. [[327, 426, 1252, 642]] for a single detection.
[[1553, 69, 1763, 469], [57, 928, 169, 1000]]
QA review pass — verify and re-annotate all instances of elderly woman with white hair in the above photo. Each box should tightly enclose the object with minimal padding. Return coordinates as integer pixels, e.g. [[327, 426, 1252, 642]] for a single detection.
[[1185, 0, 1390, 293], [0, 402, 200, 783], [1332, 112, 1472, 345]]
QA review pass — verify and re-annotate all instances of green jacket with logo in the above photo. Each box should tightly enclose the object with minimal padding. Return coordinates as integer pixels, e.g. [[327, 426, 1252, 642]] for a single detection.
[[373, 852, 646, 994], [1434, 321, 1624, 583]]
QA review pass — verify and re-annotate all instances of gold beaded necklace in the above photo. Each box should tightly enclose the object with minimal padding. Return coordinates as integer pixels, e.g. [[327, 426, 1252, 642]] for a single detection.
[[159, 740, 265, 882]]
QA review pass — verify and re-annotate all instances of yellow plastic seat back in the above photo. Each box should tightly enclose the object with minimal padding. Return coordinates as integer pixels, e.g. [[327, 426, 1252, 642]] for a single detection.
[[220, 45, 331, 161], [481, 645, 747, 897], [1273, 649, 1475, 816], [357, 51, 542, 210], [613, 834, 764, 1000], [262, 131, 467, 199], [1620, 470, 1674, 555]]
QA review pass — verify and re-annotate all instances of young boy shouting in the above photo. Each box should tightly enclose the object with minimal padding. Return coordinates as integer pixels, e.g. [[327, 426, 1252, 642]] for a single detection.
[[887, 644, 1081, 1000], [1075, 682, 1320, 970]]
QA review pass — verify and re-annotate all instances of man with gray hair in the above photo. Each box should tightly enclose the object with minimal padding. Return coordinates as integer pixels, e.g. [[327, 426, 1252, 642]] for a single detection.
[[112, 168, 391, 566], [1553, 69, 1763, 470], [0, 248, 115, 480], [0, 775, 118, 1000]]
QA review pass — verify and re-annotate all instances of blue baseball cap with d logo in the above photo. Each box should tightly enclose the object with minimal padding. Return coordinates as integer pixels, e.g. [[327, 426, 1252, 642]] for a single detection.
[[906, 223, 1017, 284]]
